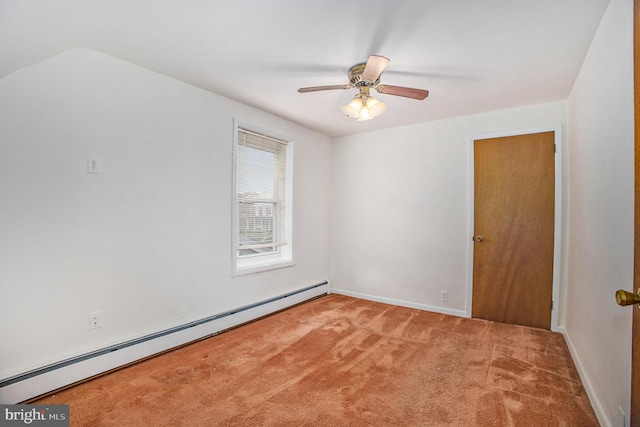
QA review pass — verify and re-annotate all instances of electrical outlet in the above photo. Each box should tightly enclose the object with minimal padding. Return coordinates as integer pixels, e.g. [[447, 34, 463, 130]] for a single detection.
[[87, 156, 100, 174], [89, 311, 101, 330], [440, 291, 449, 302]]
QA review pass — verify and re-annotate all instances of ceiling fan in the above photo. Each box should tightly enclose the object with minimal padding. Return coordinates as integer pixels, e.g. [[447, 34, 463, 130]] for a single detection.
[[297, 55, 429, 121]]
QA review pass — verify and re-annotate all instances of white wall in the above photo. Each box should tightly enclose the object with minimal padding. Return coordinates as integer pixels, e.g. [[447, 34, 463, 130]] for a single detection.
[[565, 0, 634, 425], [1, 2, 633, 419], [0, 49, 332, 379], [331, 101, 567, 315]]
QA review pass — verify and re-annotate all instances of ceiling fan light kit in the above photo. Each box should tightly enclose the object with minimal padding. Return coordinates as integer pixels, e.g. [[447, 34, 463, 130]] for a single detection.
[[298, 55, 429, 122], [342, 87, 387, 121]]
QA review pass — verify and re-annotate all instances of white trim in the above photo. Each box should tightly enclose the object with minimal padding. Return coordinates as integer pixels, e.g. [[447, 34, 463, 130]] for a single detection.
[[0, 283, 329, 404], [466, 125, 563, 331], [235, 258, 295, 276], [559, 326, 612, 427], [331, 288, 468, 318]]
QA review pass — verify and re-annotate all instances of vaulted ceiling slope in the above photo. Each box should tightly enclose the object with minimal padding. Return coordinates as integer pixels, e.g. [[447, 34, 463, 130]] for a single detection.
[[0, 0, 611, 137]]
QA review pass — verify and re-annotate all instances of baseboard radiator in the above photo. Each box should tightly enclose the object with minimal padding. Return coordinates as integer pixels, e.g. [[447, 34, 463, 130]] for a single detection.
[[0, 281, 329, 404]]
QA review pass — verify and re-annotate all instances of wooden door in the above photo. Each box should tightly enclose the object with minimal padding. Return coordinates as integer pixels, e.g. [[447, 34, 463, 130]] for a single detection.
[[632, 0, 639, 423], [472, 131, 555, 330]]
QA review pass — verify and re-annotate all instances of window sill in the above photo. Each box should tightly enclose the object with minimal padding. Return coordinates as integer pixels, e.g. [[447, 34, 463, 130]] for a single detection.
[[234, 257, 295, 276]]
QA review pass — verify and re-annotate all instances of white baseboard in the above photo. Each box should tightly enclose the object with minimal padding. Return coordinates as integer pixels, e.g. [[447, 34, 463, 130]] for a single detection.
[[0, 282, 329, 404], [559, 326, 612, 427], [331, 288, 468, 318]]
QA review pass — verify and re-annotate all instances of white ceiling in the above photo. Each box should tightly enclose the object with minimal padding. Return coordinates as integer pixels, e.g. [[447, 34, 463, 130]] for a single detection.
[[0, 0, 610, 138]]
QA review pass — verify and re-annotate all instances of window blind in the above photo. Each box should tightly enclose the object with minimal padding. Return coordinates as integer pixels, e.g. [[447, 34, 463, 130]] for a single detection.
[[236, 128, 288, 256]]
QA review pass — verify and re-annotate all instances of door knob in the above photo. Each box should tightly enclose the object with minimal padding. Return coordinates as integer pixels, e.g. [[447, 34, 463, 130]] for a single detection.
[[473, 235, 484, 243], [615, 289, 640, 307]]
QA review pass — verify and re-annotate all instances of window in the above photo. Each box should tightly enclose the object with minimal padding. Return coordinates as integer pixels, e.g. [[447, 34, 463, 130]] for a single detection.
[[233, 123, 293, 274]]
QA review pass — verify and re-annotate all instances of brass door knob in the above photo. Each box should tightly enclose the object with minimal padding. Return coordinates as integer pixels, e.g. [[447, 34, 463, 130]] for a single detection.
[[474, 235, 484, 243], [615, 289, 640, 307]]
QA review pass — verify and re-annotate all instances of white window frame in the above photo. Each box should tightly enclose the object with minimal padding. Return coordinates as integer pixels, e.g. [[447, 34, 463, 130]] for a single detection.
[[232, 119, 294, 275]]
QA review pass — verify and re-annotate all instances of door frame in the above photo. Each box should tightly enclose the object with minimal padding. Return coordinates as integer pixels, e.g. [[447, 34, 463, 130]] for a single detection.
[[465, 124, 563, 331]]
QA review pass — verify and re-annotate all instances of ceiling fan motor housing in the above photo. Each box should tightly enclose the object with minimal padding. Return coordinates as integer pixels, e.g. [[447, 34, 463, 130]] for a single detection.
[[348, 63, 380, 87]]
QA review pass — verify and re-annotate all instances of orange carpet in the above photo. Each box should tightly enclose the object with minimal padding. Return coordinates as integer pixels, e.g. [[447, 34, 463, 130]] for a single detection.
[[36, 294, 598, 426]]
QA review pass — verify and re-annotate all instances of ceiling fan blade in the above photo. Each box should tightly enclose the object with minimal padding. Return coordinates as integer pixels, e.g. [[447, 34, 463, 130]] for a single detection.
[[362, 55, 390, 82], [298, 85, 350, 93], [375, 85, 429, 100]]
